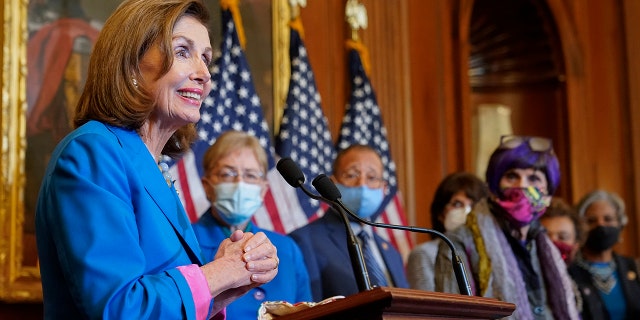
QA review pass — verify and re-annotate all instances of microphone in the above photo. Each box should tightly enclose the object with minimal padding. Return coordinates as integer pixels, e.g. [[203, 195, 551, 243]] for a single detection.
[[275, 157, 322, 201], [312, 173, 473, 296], [276, 158, 373, 291]]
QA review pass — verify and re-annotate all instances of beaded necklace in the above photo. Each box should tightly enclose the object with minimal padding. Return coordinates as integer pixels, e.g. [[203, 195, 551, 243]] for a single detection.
[[576, 255, 617, 294], [159, 162, 174, 188]]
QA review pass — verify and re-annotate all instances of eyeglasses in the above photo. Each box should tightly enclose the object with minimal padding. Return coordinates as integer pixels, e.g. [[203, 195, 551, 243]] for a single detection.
[[446, 200, 472, 213], [212, 167, 265, 184], [500, 135, 553, 153], [339, 170, 386, 189]]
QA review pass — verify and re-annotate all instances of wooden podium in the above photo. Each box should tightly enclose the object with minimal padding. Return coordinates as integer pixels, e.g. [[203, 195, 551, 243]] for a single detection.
[[274, 287, 515, 319]]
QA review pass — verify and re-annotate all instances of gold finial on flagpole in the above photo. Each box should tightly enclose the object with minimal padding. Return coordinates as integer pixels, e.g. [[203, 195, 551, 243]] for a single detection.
[[288, 0, 307, 39], [346, 0, 368, 42], [289, 0, 307, 20]]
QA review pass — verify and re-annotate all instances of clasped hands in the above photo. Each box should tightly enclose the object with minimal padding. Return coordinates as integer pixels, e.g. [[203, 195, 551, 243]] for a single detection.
[[201, 230, 278, 312]]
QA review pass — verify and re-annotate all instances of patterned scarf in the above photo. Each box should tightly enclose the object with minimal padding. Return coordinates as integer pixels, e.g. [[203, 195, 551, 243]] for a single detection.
[[467, 199, 579, 319]]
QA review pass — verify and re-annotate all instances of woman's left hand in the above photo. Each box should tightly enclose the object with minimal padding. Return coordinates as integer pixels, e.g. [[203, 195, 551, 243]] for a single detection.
[[234, 230, 279, 284], [210, 230, 278, 313]]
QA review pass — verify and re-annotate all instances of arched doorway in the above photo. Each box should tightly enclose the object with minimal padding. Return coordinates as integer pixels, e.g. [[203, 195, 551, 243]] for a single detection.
[[467, 0, 571, 201]]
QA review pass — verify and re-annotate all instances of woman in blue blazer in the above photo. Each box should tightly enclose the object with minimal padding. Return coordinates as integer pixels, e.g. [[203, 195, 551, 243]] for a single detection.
[[35, 1, 278, 319], [192, 130, 312, 319]]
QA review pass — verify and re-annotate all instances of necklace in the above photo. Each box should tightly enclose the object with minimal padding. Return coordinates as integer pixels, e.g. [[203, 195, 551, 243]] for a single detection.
[[159, 162, 173, 188], [576, 257, 617, 294]]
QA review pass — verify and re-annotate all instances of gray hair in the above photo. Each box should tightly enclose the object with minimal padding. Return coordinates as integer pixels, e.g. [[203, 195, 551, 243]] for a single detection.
[[576, 190, 628, 227]]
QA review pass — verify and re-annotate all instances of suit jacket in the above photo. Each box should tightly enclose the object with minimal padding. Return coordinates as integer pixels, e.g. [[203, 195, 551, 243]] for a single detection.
[[36, 121, 206, 319], [289, 209, 409, 301], [192, 211, 312, 319], [569, 253, 640, 320], [406, 239, 440, 291]]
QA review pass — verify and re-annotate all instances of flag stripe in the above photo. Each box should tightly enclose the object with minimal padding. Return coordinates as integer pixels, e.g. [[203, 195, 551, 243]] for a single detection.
[[257, 191, 284, 233], [176, 159, 197, 221], [266, 168, 314, 232], [374, 196, 412, 261]]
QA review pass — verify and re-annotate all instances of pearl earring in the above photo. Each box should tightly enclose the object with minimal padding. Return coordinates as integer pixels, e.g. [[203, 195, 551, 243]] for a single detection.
[[132, 78, 138, 88]]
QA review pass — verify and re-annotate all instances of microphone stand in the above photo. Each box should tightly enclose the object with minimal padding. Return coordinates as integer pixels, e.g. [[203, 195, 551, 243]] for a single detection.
[[312, 174, 473, 296], [296, 182, 373, 292]]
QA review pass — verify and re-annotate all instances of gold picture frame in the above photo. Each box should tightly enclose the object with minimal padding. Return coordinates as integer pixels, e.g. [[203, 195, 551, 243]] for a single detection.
[[0, 0, 290, 302], [1, 0, 38, 302]]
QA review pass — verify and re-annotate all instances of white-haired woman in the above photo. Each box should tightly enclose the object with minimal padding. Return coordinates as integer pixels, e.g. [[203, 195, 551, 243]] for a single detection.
[[569, 190, 640, 320]]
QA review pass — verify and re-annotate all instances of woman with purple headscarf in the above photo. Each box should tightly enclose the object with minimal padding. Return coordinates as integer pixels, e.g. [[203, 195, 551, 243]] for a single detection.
[[435, 135, 580, 319]]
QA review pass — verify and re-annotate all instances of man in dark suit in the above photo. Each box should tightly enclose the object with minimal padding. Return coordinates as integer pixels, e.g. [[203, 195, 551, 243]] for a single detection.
[[289, 144, 409, 301]]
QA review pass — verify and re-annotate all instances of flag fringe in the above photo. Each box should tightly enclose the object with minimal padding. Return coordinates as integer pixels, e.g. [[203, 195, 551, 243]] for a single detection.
[[288, 16, 305, 40], [345, 39, 371, 77], [220, 0, 246, 49]]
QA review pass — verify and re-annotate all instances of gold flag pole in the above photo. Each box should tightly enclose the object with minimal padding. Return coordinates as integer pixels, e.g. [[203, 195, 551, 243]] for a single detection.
[[345, 0, 371, 76], [289, 0, 306, 20], [273, 0, 308, 134]]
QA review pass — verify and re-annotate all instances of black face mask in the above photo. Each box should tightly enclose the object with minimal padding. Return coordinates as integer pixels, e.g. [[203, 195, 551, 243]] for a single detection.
[[584, 226, 621, 252]]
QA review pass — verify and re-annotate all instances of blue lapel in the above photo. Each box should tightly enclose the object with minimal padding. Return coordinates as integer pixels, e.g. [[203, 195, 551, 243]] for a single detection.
[[106, 124, 204, 265], [328, 207, 406, 286], [373, 233, 405, 286], [324, 209, 352, 258]]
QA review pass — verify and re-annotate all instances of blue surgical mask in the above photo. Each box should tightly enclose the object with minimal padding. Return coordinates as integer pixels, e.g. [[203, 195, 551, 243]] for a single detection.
[[213, 182, 263, 225], [336, 184, 384, 219]]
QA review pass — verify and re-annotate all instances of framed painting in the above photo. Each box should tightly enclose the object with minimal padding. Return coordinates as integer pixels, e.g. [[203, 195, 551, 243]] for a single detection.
[[0, 0, 290, 302]]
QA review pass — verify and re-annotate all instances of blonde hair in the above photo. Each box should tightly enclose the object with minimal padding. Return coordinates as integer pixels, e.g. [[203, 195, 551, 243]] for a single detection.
[[203, 131, 268, 176], [74, 0, 209, 158]]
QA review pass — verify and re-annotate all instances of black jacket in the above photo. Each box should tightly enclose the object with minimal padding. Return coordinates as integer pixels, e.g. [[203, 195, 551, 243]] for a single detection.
[[569, 253, 640, 320]]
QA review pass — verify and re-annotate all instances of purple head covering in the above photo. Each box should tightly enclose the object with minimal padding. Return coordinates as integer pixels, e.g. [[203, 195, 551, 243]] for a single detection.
[[485, 136, 560, 196]]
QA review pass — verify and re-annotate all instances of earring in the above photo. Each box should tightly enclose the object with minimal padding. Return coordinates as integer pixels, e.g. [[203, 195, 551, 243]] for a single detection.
[[132, 78, 138, 88]]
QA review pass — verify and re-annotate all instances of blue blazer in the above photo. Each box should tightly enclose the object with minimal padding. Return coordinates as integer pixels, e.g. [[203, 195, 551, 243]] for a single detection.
[[36, 121, 207, 319], [289, 209, 409, 301], [192, 211, 312, 319]]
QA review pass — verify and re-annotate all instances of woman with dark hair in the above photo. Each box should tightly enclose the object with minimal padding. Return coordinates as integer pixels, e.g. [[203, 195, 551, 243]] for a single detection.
[[407, 172, 489, 291], [435, 136, 579, 319], [569, 190, 640, 320], [34, 1, 278, 319], [540, 198, 583, 264]]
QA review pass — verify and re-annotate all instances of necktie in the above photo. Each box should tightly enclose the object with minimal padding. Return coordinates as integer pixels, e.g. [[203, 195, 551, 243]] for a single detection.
[[358, 230, 388, 287]]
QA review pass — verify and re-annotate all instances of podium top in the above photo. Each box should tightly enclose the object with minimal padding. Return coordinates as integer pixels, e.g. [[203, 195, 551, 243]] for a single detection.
[[274, 286, 516, 320]]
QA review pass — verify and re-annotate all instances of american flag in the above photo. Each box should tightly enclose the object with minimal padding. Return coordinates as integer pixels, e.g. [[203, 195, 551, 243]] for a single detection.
[[275, 22, 336, 222], [336, 42, 413, 259], [165, 8, 288, 232]]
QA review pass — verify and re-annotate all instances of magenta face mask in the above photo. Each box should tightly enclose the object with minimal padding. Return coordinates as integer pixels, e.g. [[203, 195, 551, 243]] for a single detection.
[[552, 240, 575, 264], [496, 187, 549, 227]]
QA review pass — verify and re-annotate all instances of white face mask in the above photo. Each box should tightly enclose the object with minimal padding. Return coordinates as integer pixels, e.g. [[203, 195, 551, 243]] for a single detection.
[[213, 182, 263, 226], [443, 205, 471, 232]]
